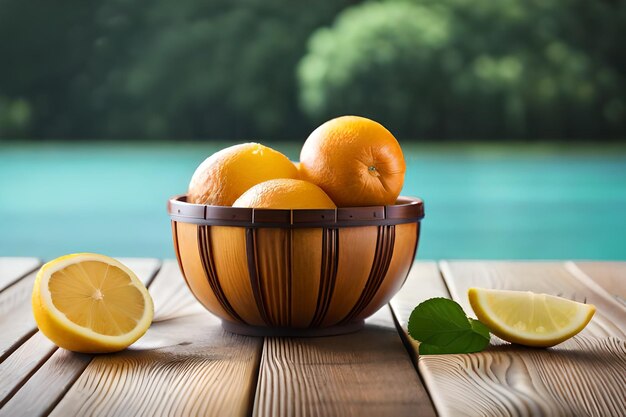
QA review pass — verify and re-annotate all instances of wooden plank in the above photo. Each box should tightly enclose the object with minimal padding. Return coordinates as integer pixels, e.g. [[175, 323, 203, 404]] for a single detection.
[[117, 258, 163, 287], [0, 332, 55, 407], [409, 261, 626, 417], [252, 304, 436, 417], [389, 262, 451, 322], [0, 258, 43, 359], [0, 258, 41, 292], [0, 258, 161, 417], [0, 347, 93, 417], [569, 261, 626, 302], [43, 260, 263, 417], [388, 261, 463, 417], [0, 269, 44, 360], [418, 337, 626, 417], [389, 261, 452, 355]]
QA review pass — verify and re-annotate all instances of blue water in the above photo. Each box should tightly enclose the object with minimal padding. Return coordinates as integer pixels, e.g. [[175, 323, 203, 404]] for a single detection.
[[1, 142, 625, 260]]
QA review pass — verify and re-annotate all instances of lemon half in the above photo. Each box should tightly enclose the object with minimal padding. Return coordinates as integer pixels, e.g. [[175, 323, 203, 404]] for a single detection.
[[468, 288, 595, 347], [32, 253, 154, 353]]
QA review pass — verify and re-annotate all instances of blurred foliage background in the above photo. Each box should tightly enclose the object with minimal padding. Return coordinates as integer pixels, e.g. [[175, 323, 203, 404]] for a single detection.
[[0, 0, 624, 141]]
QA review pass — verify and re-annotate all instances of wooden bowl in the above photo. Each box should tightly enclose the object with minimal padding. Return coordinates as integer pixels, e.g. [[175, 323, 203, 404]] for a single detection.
[[168, 195, 424, 336]]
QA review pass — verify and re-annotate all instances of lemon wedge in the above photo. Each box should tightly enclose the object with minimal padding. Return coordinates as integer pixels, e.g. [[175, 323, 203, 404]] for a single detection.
[[468, 288, 595, 347], [32, 253, 154, 353]]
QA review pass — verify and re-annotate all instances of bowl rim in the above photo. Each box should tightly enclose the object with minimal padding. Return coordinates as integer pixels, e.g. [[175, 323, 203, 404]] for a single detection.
[[168, 195, 424, 228]]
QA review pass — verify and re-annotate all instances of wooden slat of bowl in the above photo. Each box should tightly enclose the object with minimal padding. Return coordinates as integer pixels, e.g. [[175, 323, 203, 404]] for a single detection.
[[321, 226, 378, 327], [357, 222, 419, 320], [255, 228, 291, 327], [291, 228, 324, 327], [337, 225, 396, 324], [173, 219, 420, 331], [210, 226, 264, 326], [174, 222, 234, 322], [168, 195, 424, 228]]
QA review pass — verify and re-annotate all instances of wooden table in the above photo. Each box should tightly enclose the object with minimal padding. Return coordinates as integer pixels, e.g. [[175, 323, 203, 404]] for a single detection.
[[0, 258, 624, 417]]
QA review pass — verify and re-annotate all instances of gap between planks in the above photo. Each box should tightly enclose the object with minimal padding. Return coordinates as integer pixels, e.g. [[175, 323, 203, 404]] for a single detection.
[[439, 260, 625, 339], [6, 263, 623, 415], [566, 261, 626, 309], [387, 261, 453, 415]]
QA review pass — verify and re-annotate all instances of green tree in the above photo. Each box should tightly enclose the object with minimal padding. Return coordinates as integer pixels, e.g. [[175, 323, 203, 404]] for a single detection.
[[298, 0, 626, 139], [0, 0, 355, 140], [0, 0, 99, 139]]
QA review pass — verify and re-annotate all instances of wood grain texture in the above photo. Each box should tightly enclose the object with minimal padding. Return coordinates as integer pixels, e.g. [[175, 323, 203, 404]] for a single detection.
[[321, 226, 377, 326], [0, 346, 93, 417], [0, 269, 42, 360], [255, 228, 292, 327], [440, 261, 625, 339], [116, 258, 163, 287], [0, 258, 160, 360], [340, 225, 396, 324], [0, 258, 40, 292], [47, 261, 263, 417], [0, 258, 160, 417], [174, 220, 419, 330], [418, 336, 626, 417], [359, 222, 419, 319], [4, 257, 622, 417], [570, 261, 626, 301], [291, 229, 323, 327], [210, 226, 264, 325], [0, 332, 55, 407], [175, 222, 233, 320], [416, 261, 626, 417], [252, 305, 436, 417]]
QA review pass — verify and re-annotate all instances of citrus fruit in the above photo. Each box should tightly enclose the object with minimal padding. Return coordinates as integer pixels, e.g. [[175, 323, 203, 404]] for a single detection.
[[292, 160, 301, 174], [188, 143, 298, 205], [32, 253, 154, 353], [468, 288, 595, 347], [233, 178, 336, 209], [299, 115, 406, 207]]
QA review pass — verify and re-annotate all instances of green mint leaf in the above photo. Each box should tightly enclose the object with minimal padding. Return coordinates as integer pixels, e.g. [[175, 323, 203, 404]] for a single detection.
[[418, 329, 490, 355], [407, 298, 491, 355], [469, 317, 491, 340], [417, 343, 451, 355]]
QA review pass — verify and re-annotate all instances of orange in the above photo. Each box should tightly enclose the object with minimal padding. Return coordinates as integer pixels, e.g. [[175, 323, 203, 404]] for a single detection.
[[233, 179, 336, 209], [299, 116, 406, 207], [188, 143, 298, 205]]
